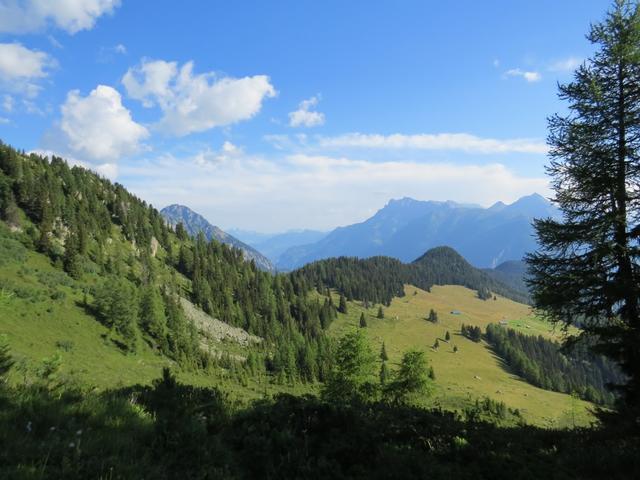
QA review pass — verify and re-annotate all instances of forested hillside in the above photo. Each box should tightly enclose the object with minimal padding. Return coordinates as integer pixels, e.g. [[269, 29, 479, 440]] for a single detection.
[[0, 142, 334, 384], [293, 246, 530, 307]]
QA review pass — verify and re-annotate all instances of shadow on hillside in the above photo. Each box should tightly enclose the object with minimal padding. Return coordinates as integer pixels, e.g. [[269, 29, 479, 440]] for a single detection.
[[1, 369, 639, 479]]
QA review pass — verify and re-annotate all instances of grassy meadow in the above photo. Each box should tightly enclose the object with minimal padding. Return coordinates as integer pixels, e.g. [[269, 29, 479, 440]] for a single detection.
[[329, 284, 595, 427]]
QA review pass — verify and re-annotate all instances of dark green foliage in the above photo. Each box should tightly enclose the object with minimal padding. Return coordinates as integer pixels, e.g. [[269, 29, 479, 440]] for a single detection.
[[377, 305, 384, 319], [294, 246, 529, 308], [338, 293, 348, 313], [485, 324, 624, 405], [0, 336, 13, 379], [477, 286, 492, 301], [445, 331, 451, 342], [380, 341, 389, 362], [433, 338, 440, 349], [453, 345, 458, 353], [461, 324, 482, 343], [322, 330, 377, 404], [525, 2, 640, 417], [384, 349, 431, 404], [139, 284, 168, 348], [359, 312, 367, 328], [1, 366, 640, 479], [93, 276, 139, 352], [379, 362, 389, 385], [428, 308, 438, 323]]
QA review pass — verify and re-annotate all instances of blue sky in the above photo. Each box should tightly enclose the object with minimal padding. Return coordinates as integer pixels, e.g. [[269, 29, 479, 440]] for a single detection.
[[0, 0, 611, 231]]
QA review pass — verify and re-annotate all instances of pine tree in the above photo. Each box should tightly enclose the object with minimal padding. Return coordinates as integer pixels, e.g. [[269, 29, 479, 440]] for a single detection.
[[380, 341, 389, 362], [453, 345, 458, 353], [433, 338, 440, 349], [377, 306, 384, 319], [428, 309, 438, 323], [0, 337, 14, 380], [384, 349, 430, 404], [526, 1, 640, 414], [359, 312, 367, 328], [139, 285, 168, 346], [379, 362, 389, 385], [63, 228, 82, 279], [338, 294, 348, 314], [445, 331, 451, 342]]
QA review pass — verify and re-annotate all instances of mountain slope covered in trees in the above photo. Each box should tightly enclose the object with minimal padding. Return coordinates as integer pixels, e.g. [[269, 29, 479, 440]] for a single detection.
[[0, 142, 335, 386], [293, 246, 530, 306]]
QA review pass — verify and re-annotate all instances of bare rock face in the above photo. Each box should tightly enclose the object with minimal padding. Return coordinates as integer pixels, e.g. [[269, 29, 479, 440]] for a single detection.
[[180, 297, 262, 347], [150, 236, 160, 257]]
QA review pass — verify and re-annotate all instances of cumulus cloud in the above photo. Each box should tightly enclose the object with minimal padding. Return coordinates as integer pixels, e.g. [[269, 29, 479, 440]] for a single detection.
[[505, 68, 541, 83], [0, 42, 55, 97], [288, 95, 325, 127], [121, 150, 549, 232], [0, 0, 121, 34], [268, 132, 548, 155], [122, 58, 276, 136], [44, 85, 148, 165]]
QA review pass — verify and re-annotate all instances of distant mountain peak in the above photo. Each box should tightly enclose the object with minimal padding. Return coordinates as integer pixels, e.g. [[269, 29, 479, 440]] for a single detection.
[[160, 204, 274, 272]]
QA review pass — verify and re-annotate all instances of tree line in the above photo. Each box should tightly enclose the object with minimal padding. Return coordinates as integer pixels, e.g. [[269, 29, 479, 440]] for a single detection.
[[485, 324, 624, 405]]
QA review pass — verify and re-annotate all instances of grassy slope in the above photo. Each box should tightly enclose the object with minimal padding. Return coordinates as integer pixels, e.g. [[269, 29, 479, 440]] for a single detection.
[[0, 235, 314, 400], [329, 284, 594, 427]]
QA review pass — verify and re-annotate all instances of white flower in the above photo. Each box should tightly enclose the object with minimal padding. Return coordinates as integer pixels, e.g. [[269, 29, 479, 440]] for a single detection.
[[76, 429, 82, 436], [69, 442, 75, 448]]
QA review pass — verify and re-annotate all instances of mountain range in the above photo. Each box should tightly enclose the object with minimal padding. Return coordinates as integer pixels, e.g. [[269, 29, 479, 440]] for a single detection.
[[274, 193, 560, 270], [160, 204, 274, 272]]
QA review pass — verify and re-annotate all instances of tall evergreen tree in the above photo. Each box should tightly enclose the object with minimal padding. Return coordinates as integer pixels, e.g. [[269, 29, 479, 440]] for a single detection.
[[338, 294, 348, 314], [380, 341, 389, 362], [359, 312, 367, 328], [526, 1, 640, 416], [377, 306, 384, 319]]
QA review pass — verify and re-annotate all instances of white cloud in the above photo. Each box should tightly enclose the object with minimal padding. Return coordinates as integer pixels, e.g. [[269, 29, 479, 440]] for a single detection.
[[288, 95, 325, 127], [121, 150, 549, 232], [0, 42, 55, 97], [193, 141, 243, 169], [0, 116, 9, 124], [0, 0, 121, 34], [505, 68, 541, 83], [97, 43, 127, 63], [2, 94, 14, 112], [122, 58, 276, 136], [271, 132, 548, 154], [548, 57, 581, 73], [45, 85, 148, 164]]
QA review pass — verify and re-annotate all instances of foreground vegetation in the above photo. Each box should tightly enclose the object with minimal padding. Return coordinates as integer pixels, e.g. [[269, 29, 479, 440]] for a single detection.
[[1, 365, 638, 480]]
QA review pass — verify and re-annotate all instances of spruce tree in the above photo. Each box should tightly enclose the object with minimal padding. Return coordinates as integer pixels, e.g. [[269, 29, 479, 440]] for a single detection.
[[377, 306, 384, 319], [338, 294, 348, 314], [380, 341, 389, 362], [359, 312, 367, 328], [379, 361, 389, 385], [445, 331, 451, 342], [526, 1, 640, 415], [0, 337, 14, 380]]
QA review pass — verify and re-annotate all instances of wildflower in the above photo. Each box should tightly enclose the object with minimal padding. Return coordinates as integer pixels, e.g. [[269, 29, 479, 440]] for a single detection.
[[26, 421, 32, 433], [69, 442, 75, 448], [76, 429, 82, 436], [50, 426, 56, 431]]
